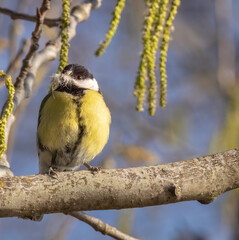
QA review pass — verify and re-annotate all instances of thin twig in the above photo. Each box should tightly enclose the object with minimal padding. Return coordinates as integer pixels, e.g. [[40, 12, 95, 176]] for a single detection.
[[0, 6, 60, 27], [14, 0, 51, 91], [69, 212, 139, 240]]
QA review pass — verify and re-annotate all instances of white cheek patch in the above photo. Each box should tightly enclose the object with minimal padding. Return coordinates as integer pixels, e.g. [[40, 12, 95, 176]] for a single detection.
[[51, 74, 99, 92], [73, 78, 99, 92]]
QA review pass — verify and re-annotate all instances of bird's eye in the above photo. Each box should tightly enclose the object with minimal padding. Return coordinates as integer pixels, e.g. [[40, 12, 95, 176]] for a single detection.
[[77, 75, 83, 80]]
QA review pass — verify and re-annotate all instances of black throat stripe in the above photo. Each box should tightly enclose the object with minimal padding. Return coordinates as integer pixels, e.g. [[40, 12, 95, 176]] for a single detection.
[[55, 84, 102, 95], [55, 85, 85, 97]]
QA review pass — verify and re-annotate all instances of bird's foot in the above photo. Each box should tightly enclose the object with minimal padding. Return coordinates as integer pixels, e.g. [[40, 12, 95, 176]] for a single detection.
[[84, 163, 102, 172], [48, 167, 58, 179]]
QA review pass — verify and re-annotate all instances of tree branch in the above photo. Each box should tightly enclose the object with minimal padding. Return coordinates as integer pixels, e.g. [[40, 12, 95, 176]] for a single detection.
[[0, 6, 61, 27], [69, 212, 139, 240], [0, 149, 238, 218]]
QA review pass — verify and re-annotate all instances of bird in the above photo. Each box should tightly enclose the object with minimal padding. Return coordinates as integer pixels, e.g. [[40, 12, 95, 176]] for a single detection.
[[37, 64, 111, 174]]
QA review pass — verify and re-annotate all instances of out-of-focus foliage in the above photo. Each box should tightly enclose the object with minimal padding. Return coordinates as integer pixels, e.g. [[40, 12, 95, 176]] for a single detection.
[[0, 38, 8, 52], [96, 0, 181, 115], [210, 88, 239, 152], [116, 144, 158, 166]]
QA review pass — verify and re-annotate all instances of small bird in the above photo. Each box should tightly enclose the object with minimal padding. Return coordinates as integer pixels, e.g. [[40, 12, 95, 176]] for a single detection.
[[37, 64, 111, 174]]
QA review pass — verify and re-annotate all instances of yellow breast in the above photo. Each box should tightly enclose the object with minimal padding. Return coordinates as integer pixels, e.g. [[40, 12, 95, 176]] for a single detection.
[[37, 90, 111, 163], [79, 90, 111, 161], [37, 91, 79, 151]]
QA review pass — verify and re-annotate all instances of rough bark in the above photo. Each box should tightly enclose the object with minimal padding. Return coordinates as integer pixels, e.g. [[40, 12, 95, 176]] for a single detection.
[[0, 149, 238, 218]]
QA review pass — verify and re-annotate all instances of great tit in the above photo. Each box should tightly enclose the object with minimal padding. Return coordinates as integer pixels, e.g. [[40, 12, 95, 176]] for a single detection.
[[37, 64, 111, 174]]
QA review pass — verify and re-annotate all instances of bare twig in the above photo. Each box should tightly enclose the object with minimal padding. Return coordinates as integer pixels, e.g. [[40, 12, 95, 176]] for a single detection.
[[0, 149, 238, 217], [69, 212, 139, 240], [0, 6, 60, 27], [14, 0, 51, 91]]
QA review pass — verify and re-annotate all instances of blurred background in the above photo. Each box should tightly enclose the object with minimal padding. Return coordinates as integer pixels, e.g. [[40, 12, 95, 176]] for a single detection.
[[0, 0, 239, 239]]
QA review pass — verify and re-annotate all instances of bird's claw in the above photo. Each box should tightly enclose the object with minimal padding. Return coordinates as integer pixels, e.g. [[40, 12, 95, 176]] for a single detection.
[[48, 167, 58, 179], [84, 163, 102, 172]]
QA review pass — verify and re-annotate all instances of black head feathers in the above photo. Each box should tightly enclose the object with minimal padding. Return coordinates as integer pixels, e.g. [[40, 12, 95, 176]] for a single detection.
[[62, 64, 94, 80]]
